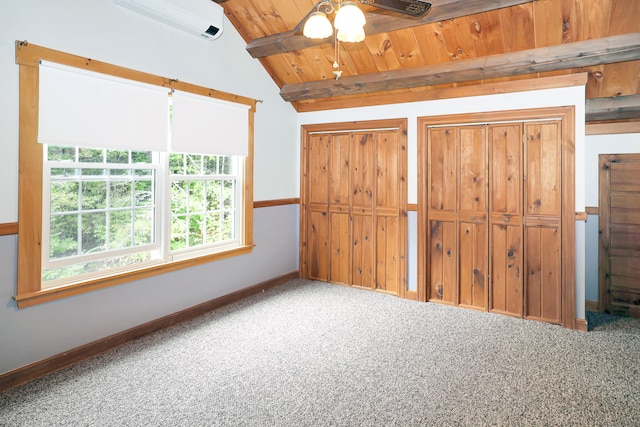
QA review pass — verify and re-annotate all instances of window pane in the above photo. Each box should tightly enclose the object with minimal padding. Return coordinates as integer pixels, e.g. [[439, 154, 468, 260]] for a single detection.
[[204, 155, 218, 174], [206, 212, 220, 243], [110, 210, 133, 250], [186, 154, 202, 175], [206, 180, 221, 211], [50, 181, 79, 213], [110, 169, 131, 176], [48, 145, 76, 162], [223, 180, 234, 209], [189, 214, 204, 246], [134, 208, 153, 245], [42, 252, 153, 284], [110, 181, 133, 208], [81, 181, 107, 210], [189, 181, 205, 213], [171, 215, 187, 250], [132, 151, 152, 164], [81, 212, 106, 254], [107, 150, 129, 164], [135, 180, 153, 207], [82, 168, 106, 177], [51, 168, 79, 177], [50, 214, 78, 259], [222, 211, 234, 240], [220, 156, 232, 174], [79, 148, 104, 163], [169, 153, 184, 175], [171, 181, 188, 214]]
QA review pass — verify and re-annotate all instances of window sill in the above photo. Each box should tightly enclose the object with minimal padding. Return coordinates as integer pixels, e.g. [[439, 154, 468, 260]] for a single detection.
[[14, 244, 255, 308]]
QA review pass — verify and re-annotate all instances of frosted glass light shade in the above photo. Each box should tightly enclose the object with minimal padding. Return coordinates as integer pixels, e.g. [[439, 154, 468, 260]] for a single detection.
[[303, 11, 333, 39], [337, 26, 365, 43], [334, 2, 366, 30]]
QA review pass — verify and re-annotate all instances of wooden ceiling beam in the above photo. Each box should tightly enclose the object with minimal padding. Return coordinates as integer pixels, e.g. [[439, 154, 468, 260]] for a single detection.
[[246, 0, 534, 58], [280, 32, 640, 102], [586, 95, 640, 122]]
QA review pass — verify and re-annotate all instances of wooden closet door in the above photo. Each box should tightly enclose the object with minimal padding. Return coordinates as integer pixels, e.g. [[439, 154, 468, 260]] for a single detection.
[[307, 134, 331, 281], [523, 121, 562, 324], [489, 124, 524, 317], [457, 127, 488, 310], [375, 130, 405, 295], [329, 134, 351, 285], [351, 132, 376, 289], [427, 127, 458, 304]]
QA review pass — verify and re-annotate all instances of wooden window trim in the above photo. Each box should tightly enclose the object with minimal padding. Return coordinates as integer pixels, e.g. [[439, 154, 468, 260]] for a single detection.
[[15, 41, 256, 308], [417, 107, 576, 329]]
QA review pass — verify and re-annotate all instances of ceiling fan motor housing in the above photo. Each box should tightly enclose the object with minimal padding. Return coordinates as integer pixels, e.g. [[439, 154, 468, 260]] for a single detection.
[[359, 0, 432, 17]]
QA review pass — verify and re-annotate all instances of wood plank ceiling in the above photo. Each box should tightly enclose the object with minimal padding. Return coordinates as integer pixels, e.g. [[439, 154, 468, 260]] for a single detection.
[[216, 0, 640, 121]]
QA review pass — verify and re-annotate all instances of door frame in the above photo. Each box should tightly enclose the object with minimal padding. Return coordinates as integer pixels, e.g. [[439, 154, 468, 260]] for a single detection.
[[417, 107, 576, 329], [300, 118, 408, 296]]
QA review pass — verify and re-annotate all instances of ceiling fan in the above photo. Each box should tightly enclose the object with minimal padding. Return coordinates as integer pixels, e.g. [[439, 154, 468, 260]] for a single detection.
[[359, 0, 432, 17], [300, 0, 432, 78], [301, 0, 432, 43]]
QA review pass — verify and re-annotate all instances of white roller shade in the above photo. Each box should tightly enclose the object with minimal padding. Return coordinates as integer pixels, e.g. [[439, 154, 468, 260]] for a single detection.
[[38, 60, 169, 152], [171, 90, 250, 156]]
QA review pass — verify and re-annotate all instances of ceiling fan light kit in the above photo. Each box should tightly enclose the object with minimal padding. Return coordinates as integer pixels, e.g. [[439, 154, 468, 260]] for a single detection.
[[303, 11, 334, 39], [302, 0, 367, 42]]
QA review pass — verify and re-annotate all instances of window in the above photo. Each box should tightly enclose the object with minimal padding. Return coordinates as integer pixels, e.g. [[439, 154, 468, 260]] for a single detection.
[[15, 42, 255, 307]]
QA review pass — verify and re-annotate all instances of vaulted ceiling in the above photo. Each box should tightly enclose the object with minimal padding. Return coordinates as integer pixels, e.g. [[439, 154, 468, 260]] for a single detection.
[[215, 0, 640, 122]]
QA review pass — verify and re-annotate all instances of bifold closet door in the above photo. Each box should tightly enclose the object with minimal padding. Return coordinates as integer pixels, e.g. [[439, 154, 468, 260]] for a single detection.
[[427, 127, 458, 304], [351, 132, 376, 288], [523, 121, 562, 324], [457, 127, 488, 310], [375, 130, 404, 295], [427, 126, 488, 308], [307, 134, 330, 281], [489, 124, 524, 317], [304, 126, 406, 296], [329, 134, 351, 285]]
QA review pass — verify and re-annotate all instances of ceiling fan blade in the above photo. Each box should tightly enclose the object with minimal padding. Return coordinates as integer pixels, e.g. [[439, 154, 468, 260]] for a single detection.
[[359, 0, 432, 17]]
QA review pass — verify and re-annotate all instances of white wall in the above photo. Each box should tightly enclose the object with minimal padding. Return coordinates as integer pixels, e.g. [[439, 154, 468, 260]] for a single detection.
[[298, 85, 588, 317], [0, 0, 299, 375], [583, 133, 640, 301]]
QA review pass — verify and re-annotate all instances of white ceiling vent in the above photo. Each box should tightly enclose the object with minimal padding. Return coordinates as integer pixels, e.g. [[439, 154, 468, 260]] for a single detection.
[[114, 0, 224, 41]]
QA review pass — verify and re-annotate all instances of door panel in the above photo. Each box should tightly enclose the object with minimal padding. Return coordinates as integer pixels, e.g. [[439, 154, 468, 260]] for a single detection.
[[524, 122, 561, 218], [525, 225, 561, 324], [458, 219, 487, 309], [428, 128, 457, 211], [330, 212, 351, 285], [523, 122, 562, 324], [489, 124, 523, 317], [352, 213, 375, 288], [490, 223, 523, 316], [308, 210, 329, 281], [376, 215, 400, 294], [429, 218, 457, 304]]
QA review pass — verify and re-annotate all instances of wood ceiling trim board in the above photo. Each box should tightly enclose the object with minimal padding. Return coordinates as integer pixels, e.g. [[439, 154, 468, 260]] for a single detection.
[[246, 0, 535, 58], [533, 0, 564, 48], [292, 73, 588, 113], [586, 94, 640, 121], [279, 32, 640, 101], [600, 61, 640, 98], [499, 3, 535, 52]]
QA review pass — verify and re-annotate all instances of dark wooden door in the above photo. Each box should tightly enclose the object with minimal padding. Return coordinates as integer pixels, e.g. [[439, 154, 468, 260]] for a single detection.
[[599, 154, 640, 317]]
